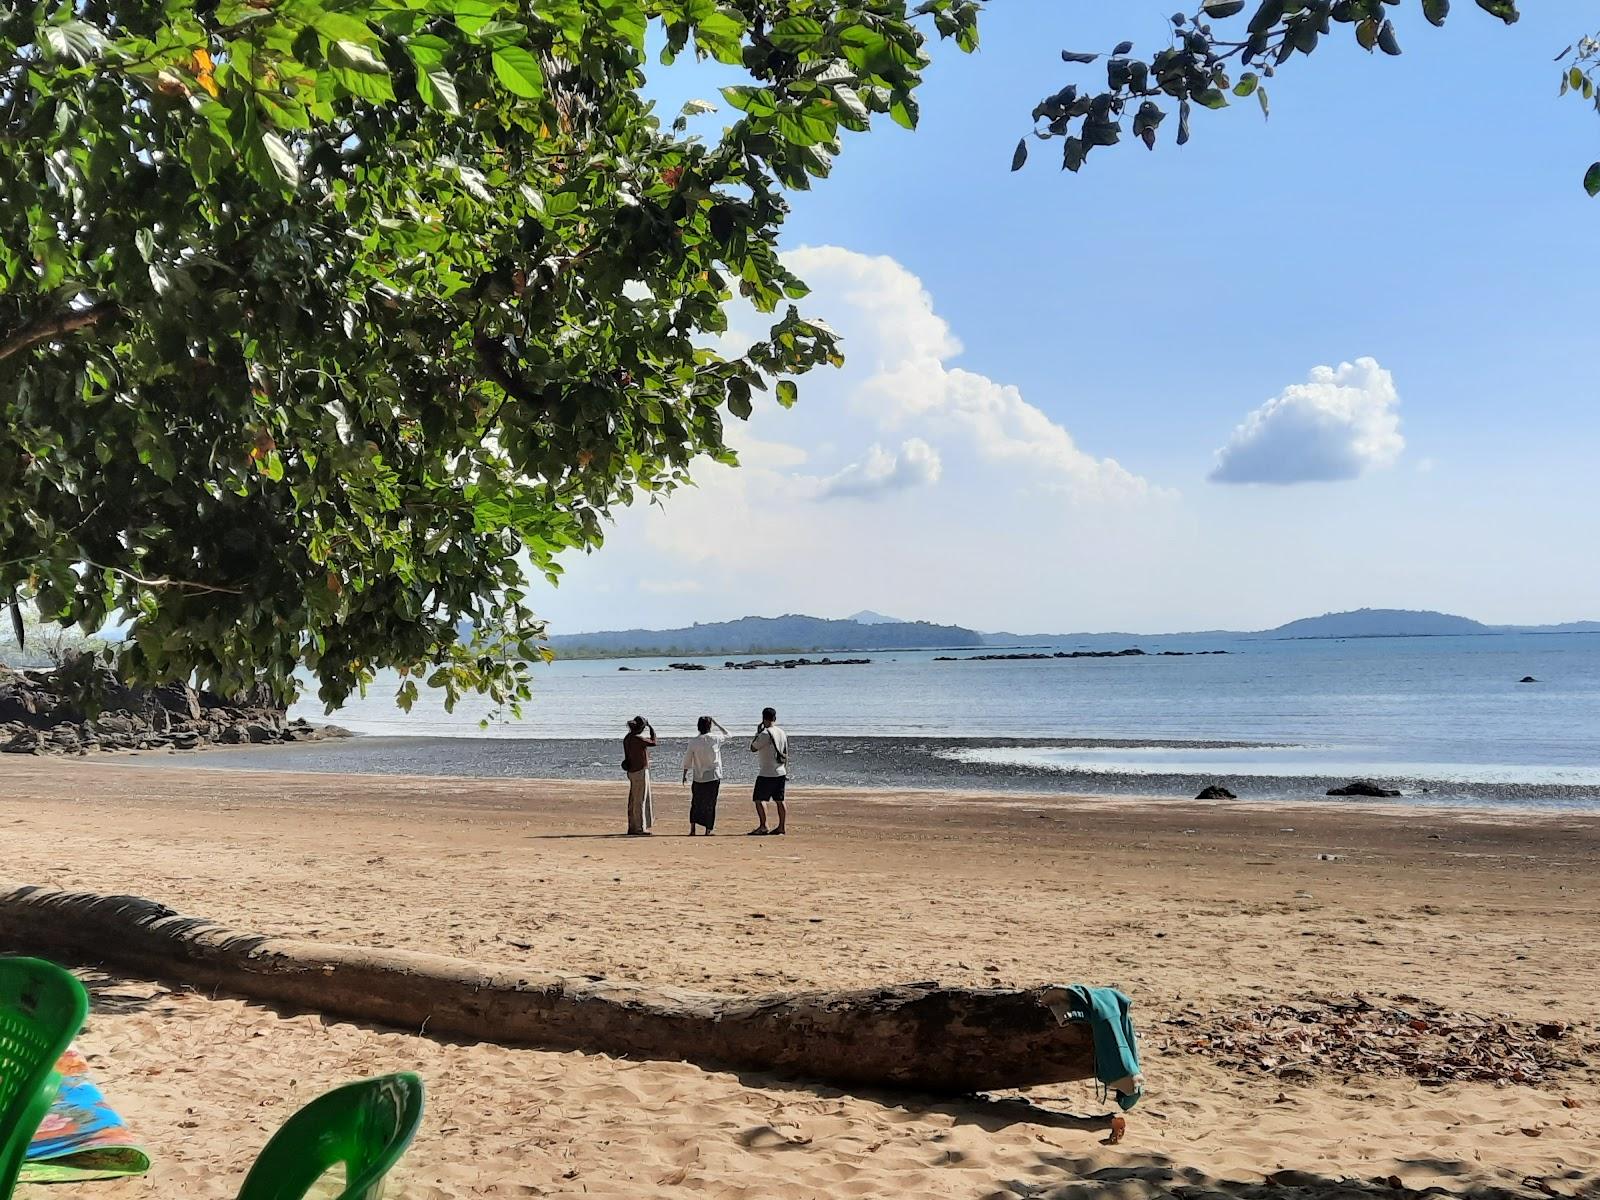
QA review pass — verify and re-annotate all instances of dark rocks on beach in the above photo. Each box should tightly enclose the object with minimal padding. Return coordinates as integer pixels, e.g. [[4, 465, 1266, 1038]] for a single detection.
[[1520, 676, 1538, 683], [1195, 785, 1237, 800], [667, 662, 709, 671], [1327, 781, 1402, 798], [0, 659, 351, 758]]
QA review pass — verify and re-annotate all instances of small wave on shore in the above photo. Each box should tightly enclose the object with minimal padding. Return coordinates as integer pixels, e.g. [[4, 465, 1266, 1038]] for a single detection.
[[938, 744, 1600, 790]]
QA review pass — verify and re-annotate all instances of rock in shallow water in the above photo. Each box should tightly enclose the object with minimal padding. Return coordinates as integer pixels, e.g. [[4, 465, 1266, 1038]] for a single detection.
[[1326, 780, 1402, 798], [1195, 785, 1237, 800]]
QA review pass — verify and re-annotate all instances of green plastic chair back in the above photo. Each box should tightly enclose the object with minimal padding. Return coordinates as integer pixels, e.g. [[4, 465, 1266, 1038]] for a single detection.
[[235, 1073, 424, 1200], [0, 957, 89, 1200]]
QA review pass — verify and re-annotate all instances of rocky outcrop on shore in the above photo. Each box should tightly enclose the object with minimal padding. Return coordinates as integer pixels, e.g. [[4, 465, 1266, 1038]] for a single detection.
[[0, 662, 351, 756], [1326, 780, 1402, 798]]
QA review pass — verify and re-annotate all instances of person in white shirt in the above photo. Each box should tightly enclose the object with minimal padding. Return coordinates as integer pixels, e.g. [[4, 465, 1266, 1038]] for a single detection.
[[748, 706, 789, 836], [681, 715, 728, 835]]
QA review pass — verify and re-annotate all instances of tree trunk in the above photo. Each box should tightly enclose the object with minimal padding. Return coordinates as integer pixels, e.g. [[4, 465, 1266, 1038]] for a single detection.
[[0, 881, 1095, 1094]]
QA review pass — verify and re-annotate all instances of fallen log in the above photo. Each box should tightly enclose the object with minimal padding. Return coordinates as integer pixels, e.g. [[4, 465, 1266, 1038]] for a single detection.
[[0, 882, 1095, 1094]]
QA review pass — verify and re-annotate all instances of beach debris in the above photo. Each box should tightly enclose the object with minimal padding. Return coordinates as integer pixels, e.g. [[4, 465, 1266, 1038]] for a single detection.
[[1520, 676, 1539, 683], [1316, 854, 1345, 862], [1195, 785, 1236, 800], [1160, 993, 1585, 1087], [1326, 781, 1402, 798], [0, 882, 1103, 1094]]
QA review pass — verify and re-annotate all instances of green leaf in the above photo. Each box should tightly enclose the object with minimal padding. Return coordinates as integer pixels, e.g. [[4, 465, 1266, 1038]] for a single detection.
[[331, 40, 387, 73], [414, 63, 460, 113], [1233, 73, 1258, 97], [261, 131, 299, 189], [721, 86, 777, 116], [40, 20, 108, 63], [889, 92, 919, 130], [776, 380, 798, 407], [693, 11, 745, 65], [768, 16, 824, 53], [330, 40, 394, 101], [470, 20, 527, 46], [1202, 1, 1247, 16], [1011, 137, 1028, 171], [1586, 161, 1600, 198], [1422, 0, 1450, 27], [491, 46, 544, 99], [313, 12, 379, 46]]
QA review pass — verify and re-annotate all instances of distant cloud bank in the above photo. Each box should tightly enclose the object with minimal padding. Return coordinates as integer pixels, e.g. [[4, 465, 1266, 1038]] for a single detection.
[[1210, 357, 1404, 485]]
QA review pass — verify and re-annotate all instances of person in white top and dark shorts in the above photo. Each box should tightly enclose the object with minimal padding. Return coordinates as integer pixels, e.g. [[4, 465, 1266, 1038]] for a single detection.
[[681, 715, 728, 836], [749, 706, 789, 836]]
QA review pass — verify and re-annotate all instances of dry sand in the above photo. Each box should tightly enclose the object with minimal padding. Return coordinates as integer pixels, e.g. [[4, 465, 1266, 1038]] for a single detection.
[[2, 757, 1597, 1200]]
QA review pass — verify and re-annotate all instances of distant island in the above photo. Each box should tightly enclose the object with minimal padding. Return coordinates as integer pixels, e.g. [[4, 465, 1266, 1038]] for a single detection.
[[543, 607, 1599, 659], [1266, 608, 1600, 640]]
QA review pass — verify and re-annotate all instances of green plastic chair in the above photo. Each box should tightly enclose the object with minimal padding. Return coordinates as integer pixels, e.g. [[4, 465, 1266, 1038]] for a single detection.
[[235, 1073, 424, 1200], [0, 957, 89, 1200]]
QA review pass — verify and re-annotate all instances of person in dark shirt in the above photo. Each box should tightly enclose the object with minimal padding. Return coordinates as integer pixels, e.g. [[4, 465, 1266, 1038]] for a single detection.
[[622, 715, 657, 835], [748, 706, 789, 835]]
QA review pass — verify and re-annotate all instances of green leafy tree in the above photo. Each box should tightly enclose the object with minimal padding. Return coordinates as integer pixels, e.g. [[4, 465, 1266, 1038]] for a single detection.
[[1, 0, 978, 710], [1012, 2, 1600, 197]]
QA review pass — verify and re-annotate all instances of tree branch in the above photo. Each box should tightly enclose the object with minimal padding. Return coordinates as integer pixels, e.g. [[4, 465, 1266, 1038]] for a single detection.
[[87, 561, 244, 596], [0, 301, 120, 363], [473, 331, 550, 415]]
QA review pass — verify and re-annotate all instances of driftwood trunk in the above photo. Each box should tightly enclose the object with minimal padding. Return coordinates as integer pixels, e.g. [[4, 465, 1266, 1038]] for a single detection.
[[0, 882, 1094, 1093]]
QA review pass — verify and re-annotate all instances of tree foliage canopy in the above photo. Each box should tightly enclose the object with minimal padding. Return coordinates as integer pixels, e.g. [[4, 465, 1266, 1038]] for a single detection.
[[1011, 1, 1600, 198], [0, 0, 977, 709]]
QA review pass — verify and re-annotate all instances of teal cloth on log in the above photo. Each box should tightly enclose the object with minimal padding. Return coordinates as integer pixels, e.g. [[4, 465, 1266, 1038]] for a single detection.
[[1062, 985, 1143, 1111]]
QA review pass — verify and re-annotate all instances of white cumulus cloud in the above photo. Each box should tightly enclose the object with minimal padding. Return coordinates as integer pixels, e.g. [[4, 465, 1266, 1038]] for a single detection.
[[1209, 357, 1404, 485], [785, 247, 1151, 500], [818, 438, 942, 500]]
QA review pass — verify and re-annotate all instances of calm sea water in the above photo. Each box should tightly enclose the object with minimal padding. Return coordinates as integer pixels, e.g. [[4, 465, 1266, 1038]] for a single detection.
[[284, 633, 1600, 799]]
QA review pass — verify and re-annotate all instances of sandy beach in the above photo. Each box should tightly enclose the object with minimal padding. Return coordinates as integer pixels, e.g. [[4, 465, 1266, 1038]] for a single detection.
[[3, 756, 1597, 1200]]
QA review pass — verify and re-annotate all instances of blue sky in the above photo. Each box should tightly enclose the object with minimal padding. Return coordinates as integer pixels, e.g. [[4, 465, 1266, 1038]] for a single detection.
[[539, 2, 1599, 636]]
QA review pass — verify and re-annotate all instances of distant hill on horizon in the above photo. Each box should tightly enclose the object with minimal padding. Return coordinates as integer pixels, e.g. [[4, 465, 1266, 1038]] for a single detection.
[[1266, 608, 1600, 639], [548, 614, 983, 658], [1268, 608, 1489, 638], [848, 609, 904, 625], [546, 607, 1600, 656]]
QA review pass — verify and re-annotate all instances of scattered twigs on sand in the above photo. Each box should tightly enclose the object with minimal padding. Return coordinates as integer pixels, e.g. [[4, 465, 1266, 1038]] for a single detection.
[[1159, 993, 1589, 1086]]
